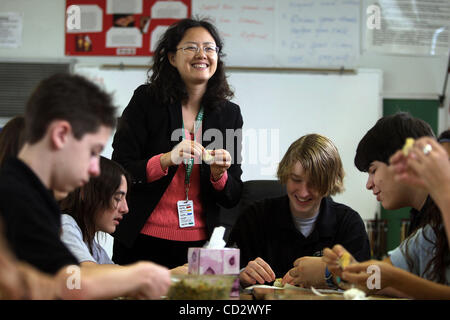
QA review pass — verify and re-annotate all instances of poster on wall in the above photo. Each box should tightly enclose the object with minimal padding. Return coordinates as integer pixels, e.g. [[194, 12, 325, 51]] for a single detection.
[[65, 0, 191, 56], [364, 0, 450, 56], [0, 12, 23, 48]]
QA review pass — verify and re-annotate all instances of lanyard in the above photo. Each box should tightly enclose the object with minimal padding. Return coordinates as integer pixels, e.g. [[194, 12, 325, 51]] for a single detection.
[[181, 107, 204, 200]]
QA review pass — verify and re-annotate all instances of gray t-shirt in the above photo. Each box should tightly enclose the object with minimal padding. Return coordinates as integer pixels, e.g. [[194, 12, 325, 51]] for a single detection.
[[293, 211, 319, 238], [389, 224, 450, 284], [61, 214, 113, 265]]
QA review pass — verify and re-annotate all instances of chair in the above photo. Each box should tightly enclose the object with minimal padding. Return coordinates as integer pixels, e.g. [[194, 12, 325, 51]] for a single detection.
[[219, 180, 286, 242]]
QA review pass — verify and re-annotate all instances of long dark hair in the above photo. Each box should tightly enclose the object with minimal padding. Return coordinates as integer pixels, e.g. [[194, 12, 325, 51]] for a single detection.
[[148, 18, 233, 110], [403, 199, 450, 284], [59, 157, 130, 253]]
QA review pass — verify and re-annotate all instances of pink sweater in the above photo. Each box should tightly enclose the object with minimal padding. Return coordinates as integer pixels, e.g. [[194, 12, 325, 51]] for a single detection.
[[140, 134, 228, 241]]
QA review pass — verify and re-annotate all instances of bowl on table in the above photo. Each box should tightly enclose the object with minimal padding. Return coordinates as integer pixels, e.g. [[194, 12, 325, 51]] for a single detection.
[[167, 274, 237, 300]]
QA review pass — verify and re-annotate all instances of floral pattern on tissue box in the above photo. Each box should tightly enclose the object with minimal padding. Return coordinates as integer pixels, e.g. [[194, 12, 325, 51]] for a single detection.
[[188, 248, 240, 275]]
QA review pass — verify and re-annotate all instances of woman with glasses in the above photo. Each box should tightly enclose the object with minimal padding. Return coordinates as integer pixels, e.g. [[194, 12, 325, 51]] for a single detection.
[[111, 18, 243, 268]]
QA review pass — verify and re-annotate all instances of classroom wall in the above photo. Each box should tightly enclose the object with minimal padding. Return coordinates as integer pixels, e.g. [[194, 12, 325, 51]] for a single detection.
[[1, 0, 448, 128]]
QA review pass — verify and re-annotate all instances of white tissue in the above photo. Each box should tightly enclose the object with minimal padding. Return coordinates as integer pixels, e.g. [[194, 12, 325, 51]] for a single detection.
[[205, 226, 226, 249], [343, 288, 367, 300]]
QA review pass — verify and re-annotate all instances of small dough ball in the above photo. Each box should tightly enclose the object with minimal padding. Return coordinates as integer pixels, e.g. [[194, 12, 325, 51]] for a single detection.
[[273, 278, 283, 288], [402, 138, 415, 156]]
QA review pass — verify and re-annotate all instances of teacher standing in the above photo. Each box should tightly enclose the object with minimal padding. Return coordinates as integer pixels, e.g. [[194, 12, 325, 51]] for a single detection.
[[111, 18, 243, 268]]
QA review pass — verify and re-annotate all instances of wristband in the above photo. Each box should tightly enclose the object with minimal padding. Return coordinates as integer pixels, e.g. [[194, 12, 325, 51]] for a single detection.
[[324, 266, 337, 289]]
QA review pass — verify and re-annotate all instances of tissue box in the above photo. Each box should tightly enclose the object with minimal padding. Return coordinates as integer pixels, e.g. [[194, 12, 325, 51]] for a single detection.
[[188, 248, 240, 275], [188, 248, 240, 297]]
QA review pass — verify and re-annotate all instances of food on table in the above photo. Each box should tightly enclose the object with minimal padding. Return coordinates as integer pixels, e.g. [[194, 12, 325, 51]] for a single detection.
[[273, 278, 284, 288], [167, 274, 235, 300]]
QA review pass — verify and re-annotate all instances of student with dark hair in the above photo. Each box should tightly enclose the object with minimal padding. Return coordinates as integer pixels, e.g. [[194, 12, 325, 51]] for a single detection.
[[0, 73, 170, 299], [354, 112, 435, 235], [0, 73, 116, 273], [323, 113, 450, 299], [60, 156, 130, 265], [229, 134, 370, 288], [0, 115, 64, 299], [0, 115, 25, 167], [112, 18, 243, 268], [59, 157, 177, 298]]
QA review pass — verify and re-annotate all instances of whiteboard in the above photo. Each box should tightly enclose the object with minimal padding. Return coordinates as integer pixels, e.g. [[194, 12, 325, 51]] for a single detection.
[[192, 0, 360, 68], [229, 69, 382, 221]]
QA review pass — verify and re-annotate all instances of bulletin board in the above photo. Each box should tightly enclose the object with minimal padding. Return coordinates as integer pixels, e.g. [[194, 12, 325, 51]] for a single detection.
[[65, 0, 360, 68], [65, 0, 191, 56]]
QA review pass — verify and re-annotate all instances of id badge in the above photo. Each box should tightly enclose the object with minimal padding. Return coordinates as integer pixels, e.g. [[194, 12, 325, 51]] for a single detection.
[[177, 200, 195, 228]]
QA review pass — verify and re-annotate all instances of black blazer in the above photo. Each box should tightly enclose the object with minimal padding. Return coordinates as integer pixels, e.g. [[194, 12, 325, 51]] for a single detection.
[[112, 85, 243, 247]]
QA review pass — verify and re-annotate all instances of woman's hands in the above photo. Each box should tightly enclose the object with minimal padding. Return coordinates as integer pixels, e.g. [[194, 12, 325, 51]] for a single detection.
[[161, 140, 205, 169], [159, 140, 232, 181], [209, 149, 232, 181]]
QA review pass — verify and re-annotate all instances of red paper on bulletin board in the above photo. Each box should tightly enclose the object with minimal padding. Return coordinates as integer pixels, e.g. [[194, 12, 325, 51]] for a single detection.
[[65, 0, 191, 56]]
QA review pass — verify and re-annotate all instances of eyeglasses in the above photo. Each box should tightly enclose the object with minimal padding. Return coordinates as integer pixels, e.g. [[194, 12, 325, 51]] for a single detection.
[[177, 44, 220, 56]]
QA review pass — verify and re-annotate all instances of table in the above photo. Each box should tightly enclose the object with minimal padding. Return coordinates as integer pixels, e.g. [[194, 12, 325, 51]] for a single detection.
[[241, 286, 405, 300]]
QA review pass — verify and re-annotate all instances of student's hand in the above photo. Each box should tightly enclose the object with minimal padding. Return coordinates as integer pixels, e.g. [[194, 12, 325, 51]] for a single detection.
[[341, 260, 396, 292], [239, 257, 276, 288], [390, 137, 450, 197], [283, 256, 326, 288], [161, 140, 205, 168], [16, 262, 60, 299], [0, 242, 59, 300], [208, 149, 232, 181], [0, 239, 25, 299], [0, 223, 58, 300], [322, 244, 357, 279], [130, 262, 171, 300]]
